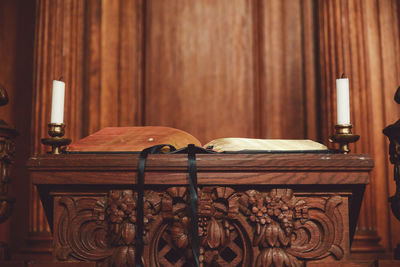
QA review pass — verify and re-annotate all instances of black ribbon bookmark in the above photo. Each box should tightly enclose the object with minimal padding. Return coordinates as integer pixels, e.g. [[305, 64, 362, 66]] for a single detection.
[[135, 144, 176, 267], [187, 144, 200, 267], [135, 144, 214, 267]]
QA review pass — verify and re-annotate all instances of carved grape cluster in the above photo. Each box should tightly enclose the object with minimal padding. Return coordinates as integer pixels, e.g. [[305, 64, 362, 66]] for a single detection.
[[245, 190, 309, 235], [198, 216, 209, 237]]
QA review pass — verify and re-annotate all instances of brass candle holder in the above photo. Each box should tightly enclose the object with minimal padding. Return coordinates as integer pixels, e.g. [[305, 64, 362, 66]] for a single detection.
[[329, 124, 359, 154], [41, 123, 71, 154]]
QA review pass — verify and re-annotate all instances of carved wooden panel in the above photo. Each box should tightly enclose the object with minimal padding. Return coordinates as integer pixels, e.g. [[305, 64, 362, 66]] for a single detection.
[[144, 0, 319, 143], [54, 187, 347, 266]]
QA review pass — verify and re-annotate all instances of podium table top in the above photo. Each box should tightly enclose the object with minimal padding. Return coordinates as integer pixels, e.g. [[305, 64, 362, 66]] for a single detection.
[[29, 153, 373, 186]]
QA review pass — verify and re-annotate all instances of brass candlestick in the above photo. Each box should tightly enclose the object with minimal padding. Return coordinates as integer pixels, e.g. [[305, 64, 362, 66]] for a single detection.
[[329, 124, 359, 154], [41, 123, 71, 154]]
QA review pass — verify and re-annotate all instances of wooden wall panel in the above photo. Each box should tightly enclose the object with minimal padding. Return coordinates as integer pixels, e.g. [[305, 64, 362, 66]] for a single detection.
[[302, 0, 319, 141], [317, 0, 383, 255], [144, 0, 318, 144], [99, 0, 120, 128], [14, 0, 400, 261], [83, 0, 144, 135], [30, 0, 87, 252], [30, 0, 144, 255], [362, 0, 390, 253], [118, 0, 144, 127], [258, 0, 318, 139], [144, 0, 257, 144], [83, 0, 101, 135]]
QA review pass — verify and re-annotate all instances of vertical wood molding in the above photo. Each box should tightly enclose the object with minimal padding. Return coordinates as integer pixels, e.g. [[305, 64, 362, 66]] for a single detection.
[[30, 0, 144, 254], [144, 0, 256, 144], [83, 0, 101, 135], [83, 0, 144, 135], [361, 0, 389, 253], [302, 0, 319, 141], [118, 0, 144, 127], [317, 0, 383, 255], [99, 0, 120, 128], [30, 0, 86, 251], [258, 0, 318, 139], [31, 0, 58, 240]]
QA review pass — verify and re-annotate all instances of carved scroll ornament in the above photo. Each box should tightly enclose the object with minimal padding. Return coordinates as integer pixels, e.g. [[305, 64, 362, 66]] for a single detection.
[[56, 187, 344, 266]]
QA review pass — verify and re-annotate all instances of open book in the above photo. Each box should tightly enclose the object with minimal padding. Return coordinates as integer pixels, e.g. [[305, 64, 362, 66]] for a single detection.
[[67, 126, 328, 152]]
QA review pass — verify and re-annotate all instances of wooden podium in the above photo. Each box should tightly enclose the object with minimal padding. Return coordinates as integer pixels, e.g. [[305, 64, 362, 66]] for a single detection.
[[28, 152, 373, 266]]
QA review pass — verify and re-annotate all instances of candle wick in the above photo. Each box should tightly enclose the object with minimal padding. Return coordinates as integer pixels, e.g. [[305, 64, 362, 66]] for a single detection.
[[341, 73, 345, 78], [59, 76, 63, 81]]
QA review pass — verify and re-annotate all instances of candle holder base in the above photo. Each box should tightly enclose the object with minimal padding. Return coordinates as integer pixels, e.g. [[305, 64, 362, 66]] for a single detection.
[[41, 123, 71, 154], [329, 124, 359, 154]]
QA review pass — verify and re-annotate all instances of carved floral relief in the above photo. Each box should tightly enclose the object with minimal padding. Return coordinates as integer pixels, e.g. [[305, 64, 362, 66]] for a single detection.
[[55, 187, 345, 267]]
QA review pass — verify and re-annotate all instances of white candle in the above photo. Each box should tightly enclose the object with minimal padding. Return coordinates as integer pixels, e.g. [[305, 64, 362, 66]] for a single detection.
[[50, 80, 65, 124], [336, 78, 350, 125]]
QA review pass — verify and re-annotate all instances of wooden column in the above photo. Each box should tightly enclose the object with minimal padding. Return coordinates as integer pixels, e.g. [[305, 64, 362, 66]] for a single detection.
[[83, 0, 144, 135], [257, 0, 318, 140], [30, 0, 86, 254], [317, 0, 400, 257], [30, 0, 144, 256]]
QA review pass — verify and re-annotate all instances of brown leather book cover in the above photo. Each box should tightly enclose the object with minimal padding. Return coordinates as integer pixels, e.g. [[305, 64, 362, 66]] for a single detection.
[[67, 126, 201, 152]]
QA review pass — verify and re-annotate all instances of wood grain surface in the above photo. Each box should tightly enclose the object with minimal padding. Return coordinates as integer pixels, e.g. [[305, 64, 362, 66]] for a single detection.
[[31, 170, 370, 186], [258, 0, 317, 139], [144, 0, 257, 143], [29, 153, 373, 171], [0, 0, 399, 261], [29, 153, 372, 186]]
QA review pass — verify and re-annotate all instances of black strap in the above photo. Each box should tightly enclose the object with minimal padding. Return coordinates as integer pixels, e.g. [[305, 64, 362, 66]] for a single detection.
[[135, 144, 213, 266], [135, 144, 176, 267], [187, 144, 200, 266]]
